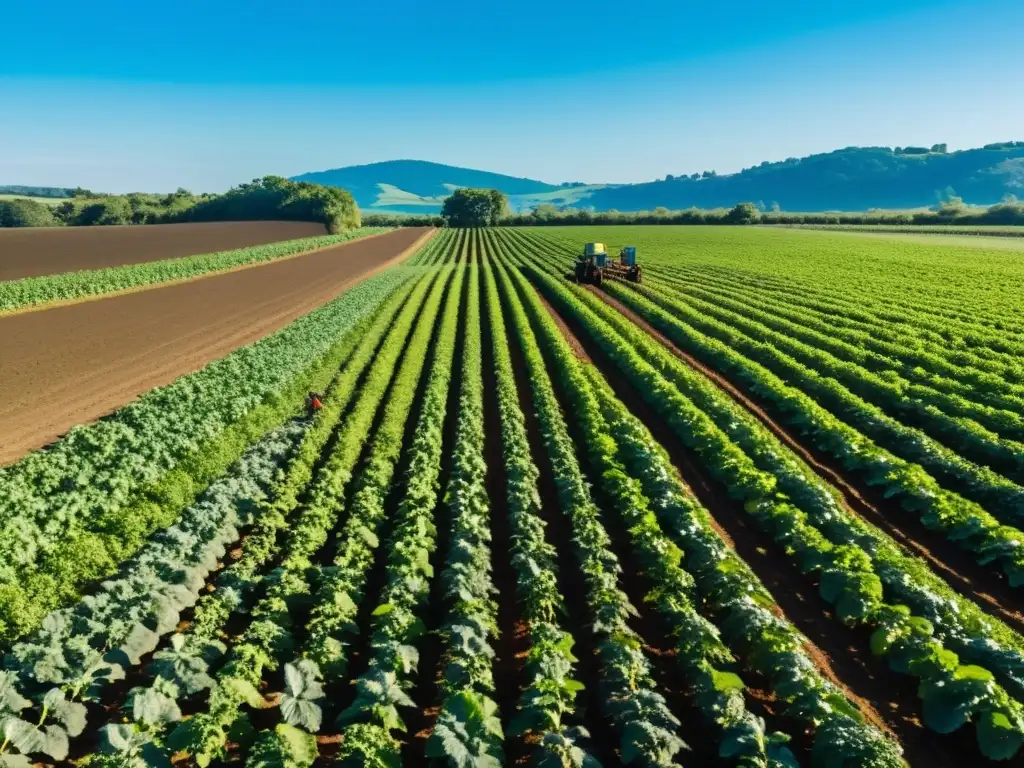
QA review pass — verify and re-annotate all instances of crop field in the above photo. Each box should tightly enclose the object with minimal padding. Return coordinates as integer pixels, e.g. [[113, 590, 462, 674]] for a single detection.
[[0, 220, 331, 281], [0, 225, 1022, 768], [0, 227, 427, 461]]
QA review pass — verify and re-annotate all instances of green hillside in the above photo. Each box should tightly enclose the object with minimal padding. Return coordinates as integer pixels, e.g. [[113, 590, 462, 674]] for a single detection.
[[587, 143, 1024, 212], [291, 159, 577, 213], [293, 144, 1024, 214]]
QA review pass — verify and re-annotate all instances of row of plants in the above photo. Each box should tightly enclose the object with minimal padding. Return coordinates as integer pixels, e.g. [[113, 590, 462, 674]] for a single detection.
[[602, 278, 1024, 586], [479, 255, 596, 766], [425, 259, 505, 766], [0, 227, 392, 312], [646, 263, 1024, 415], [618, 226, 1024, 358], [332, 264, 466, 764], [491, 252, 691, 767], [520, 226, 1024, 394], [504, 234, 1024, 760], [79, 267, 446, 767], [648, 266, 1024, 453], [0, 422, 303, 766], [492, 232, 905, 766], [410, 229, 460, 267], [170, 267, 453, 768]]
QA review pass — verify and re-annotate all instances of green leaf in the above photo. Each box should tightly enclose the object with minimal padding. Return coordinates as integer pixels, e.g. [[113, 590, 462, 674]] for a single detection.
[[2, 718, 46, 756], [42, 688, 87, 737], [130, 686, 182, 728], [224, 677, 266, 709], [976, 710, 1024, 761], [0, 674, 30, 716]]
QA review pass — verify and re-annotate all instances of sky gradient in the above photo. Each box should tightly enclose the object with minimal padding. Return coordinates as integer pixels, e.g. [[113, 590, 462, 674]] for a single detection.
[[2, 0, 1022, 191]]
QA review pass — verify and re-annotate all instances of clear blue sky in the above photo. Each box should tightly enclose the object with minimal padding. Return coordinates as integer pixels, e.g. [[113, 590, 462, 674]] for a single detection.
[[2, 0, 1022, 192]]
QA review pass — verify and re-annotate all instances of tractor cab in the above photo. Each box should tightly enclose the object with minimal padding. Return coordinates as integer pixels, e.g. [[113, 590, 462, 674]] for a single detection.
[[575, 243, 608, 285]]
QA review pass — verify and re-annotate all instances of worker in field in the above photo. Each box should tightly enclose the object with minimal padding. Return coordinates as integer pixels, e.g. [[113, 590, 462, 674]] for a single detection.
[[307, 391, 324, 416]]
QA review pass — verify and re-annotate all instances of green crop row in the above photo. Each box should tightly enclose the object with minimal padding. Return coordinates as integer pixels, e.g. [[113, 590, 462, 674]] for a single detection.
[[603, 279, 1024, 586], [479, 248, 593, 766], [642, 272, 1024, 487], [335, 263, 464, 765], [490, 231, 903, 766], [427, 250, 506, 765]]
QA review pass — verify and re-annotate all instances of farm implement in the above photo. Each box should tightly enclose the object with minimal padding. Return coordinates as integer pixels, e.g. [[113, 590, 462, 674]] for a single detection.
[[573, 242, 642, 286]]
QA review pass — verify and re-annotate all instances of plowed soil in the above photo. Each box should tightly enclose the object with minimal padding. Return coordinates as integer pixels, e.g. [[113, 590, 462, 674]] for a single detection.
[[0, 221, 329, 281], [0, 227, 431, 464]]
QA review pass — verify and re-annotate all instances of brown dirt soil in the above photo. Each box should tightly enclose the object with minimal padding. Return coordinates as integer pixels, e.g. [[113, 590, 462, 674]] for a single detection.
[[0, 221, 331, 281], [591, 284, 1024, 636], [535, 284, 980, 768], [0, 227, 432, 465]]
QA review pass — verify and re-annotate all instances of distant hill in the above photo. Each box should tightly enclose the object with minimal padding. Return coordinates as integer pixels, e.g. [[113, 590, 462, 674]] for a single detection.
[[586, 143, 1024, 212], [291, 159, 583, 213], [294, 144, 1024, 214]]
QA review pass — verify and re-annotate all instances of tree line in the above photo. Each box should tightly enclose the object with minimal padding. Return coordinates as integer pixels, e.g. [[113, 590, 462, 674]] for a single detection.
[[0, 177, 359, 232], [365, 192, 1024, 228]]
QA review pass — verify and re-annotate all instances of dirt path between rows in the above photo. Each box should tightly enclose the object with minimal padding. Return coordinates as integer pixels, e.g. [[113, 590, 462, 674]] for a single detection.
[[0, 228, 432, 464], [588, 284, 1024, 636], [0, 221, 331, 281], [527, 277, 981, 767]]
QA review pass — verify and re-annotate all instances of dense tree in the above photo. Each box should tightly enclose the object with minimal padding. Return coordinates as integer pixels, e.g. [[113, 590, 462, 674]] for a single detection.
[[183, 176, 359, 232], [726, 202, 761, 224], [440, 188, 508, 227], [0, 198, 59, 227], [2, 176, 360, 230]]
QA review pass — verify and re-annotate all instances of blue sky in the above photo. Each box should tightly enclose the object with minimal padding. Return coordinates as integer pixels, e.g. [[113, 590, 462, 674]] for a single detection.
[[2, 0, 1022, 191]]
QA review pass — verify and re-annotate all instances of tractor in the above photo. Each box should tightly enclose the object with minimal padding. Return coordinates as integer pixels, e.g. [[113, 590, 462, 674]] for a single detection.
[[573, 243, 642, 286]]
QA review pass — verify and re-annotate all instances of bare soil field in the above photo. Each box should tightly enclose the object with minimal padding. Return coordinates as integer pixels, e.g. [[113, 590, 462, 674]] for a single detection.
[[0, 220, 329, 281], [0, 227, 430, 463]]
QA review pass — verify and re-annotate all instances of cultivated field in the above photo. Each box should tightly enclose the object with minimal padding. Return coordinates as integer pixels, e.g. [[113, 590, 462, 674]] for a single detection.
[[0, 220, 329, 280], [0, 227, 428, 461], [0, 225, 1021, 768]]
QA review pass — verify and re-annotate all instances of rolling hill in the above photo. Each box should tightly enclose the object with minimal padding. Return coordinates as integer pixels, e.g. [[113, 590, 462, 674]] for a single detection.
[[290, 159, 599, 214], [294, 143, 1024, 214]]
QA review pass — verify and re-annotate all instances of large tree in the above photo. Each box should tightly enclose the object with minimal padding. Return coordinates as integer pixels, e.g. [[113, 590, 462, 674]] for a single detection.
[[441, 188, 508, 227]]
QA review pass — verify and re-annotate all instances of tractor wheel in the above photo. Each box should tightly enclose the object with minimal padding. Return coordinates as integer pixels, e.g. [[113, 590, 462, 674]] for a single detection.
[[633, 266, 642, 283], [574, 265, 584, 283], [594, 269, 603, 287]]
